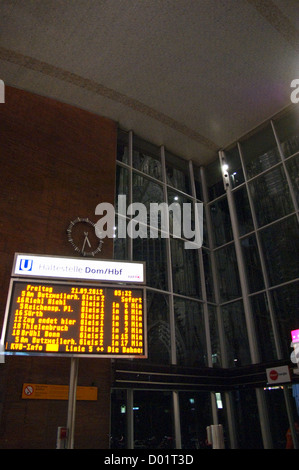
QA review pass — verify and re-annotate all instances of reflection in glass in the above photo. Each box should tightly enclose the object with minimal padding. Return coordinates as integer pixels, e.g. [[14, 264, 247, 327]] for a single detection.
[[202, 249, 214, 302], [202, 205, 208, 248], [115, 165, 129, 212], [210, 197, 233, 247], [110, 389, 128, 449], [113, 235, 128, 261], [259, 215, 299, 287], [214, 244, 241, 302], [265, 387, 291, 448], [286, 154, 299, 206], [193, 164, 203, 201], [167, 190, 195, 237], [171, 238, 201, 298], [133, 236, 168, 291], [145, 291, 171, 365], [274, 110, 299, 158], [133, 391, 174, 449], [225, 146, 245, 188], [117, 129, 129, 164], [232, 389, 263, 448], [132, 173, 164, 211], [250, 293, 277, 362], [248, 165, 294, 227], [179, 391, 212, 449], [205, 159, 225, 201], [241, 234, 264, 294], [165, 151, 191, 194], [233, 186, 254, 236], [174, 297, 207, 367], [240, 123, 280, 179], [133, 135, 162, 180], [221, 301, 251, 367], [208, 304, 221, 367]]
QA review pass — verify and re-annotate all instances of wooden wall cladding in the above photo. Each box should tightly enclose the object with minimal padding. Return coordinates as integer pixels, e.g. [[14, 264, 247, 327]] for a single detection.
[[0, 86, 117, 448]]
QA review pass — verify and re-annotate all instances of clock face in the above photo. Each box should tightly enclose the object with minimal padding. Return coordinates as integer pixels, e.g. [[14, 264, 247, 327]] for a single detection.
[[67, 217, 103, 257]]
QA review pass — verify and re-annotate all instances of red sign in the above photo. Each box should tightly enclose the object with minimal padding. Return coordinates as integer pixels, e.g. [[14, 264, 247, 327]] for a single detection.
[[266, 366, 290, 384], [58, 427, 68, 439], [269, 369, 278, 381]]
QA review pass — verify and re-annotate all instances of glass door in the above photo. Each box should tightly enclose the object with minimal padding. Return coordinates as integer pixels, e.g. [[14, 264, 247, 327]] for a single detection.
[[133, 390, 174, 449]]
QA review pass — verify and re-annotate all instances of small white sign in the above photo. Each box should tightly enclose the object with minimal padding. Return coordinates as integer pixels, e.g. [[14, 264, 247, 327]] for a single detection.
[[12, 253, 145, 284], [266, 365, 291, 384], [0, 80, 4, 103]]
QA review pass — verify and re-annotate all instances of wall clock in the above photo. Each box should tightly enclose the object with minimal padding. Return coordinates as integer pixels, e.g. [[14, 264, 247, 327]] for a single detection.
[[67, 217, 103, 257]]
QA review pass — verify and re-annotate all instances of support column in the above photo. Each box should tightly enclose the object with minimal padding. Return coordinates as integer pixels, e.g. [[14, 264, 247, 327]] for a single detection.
[[200, 165, 231, 439], [161, 145, 176, 365], [219, 151, 259, 363], [66, 357, 79, 449], [127, 389, 134, 449], [173, 391, 182, 449], [219, 150, 273, 449]]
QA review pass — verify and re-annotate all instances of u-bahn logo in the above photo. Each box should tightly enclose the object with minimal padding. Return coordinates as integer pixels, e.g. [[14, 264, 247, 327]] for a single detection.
[[19, 258, 33, 272]]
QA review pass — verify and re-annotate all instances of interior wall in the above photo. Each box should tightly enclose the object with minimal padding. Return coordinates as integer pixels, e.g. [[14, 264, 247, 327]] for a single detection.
[[0, 86, 117, 448]]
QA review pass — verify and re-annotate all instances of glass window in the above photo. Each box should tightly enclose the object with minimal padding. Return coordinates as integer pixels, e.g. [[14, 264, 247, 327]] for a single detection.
[[202, 248, 214, 302], [233, 185, 254, 236], [232, 389, 263, 448], [265, 387, 291, 449], [113, 235, 128, 261], [174, 297, 207, 367], [202, 205, 208, 248], [205, 159, 225, 201], [193, 164, 204, 201], [133, 236, 168, 291], [167, 189, 195, 238], [285, 154, 299, 206], [250, 293, 277, 362], [165, 151, 191, 194], [215, 244, 241, 302], [221, 300, 251, 367], [132, 172, 164, 211], [115, 165, 129, 212], [133, 135, 162, 180], [144, 291, 171, 365], [133, 391, 174, 449], [117, 129, 129, 164], [110, 389, 128, 449], [171, 237, 201, 298], [274, 110, 299, 158], [240, 123, 280, 179], [179, 391, 212, 449], [241, 234, 264, 294], [209, 196, 233, 247], [248, 165, 295, 227], [208, 304, 221, 367], [259, 215, 299, 287], [271, 281, 299, 360], [225, 146, 245, 188], [114, 165, 130, 258]]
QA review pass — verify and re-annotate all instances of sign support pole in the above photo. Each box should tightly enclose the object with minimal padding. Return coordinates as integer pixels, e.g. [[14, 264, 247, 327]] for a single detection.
[[66, 357, 79, 449]]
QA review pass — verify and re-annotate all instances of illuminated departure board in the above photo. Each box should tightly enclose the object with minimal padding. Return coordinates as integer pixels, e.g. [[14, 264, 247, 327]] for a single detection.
[[2, 280, 147, 358]]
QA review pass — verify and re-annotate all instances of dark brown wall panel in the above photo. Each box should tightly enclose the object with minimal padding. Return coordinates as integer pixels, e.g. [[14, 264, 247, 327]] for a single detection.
[[0, 86, 117, 448]]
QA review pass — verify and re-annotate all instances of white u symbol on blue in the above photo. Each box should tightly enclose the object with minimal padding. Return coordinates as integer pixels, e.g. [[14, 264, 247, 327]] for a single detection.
[[19, 259, 33, 271]]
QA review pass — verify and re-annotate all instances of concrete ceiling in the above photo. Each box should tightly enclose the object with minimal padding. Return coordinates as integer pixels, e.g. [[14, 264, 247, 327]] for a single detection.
[[0, 0, 299, 165]]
